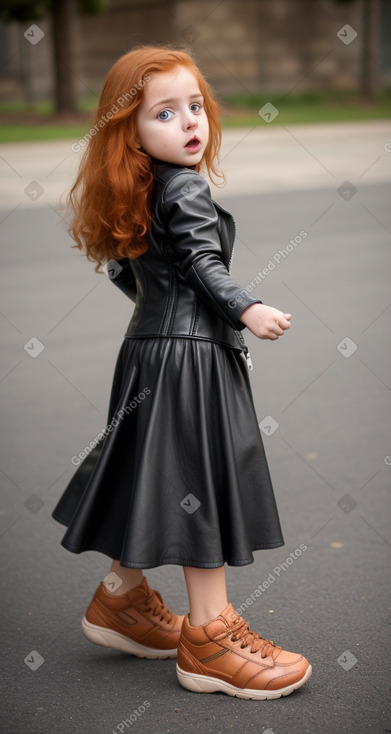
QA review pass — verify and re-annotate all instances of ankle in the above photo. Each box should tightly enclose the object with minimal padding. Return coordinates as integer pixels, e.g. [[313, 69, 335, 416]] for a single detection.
[[189, 601, 228, 627], [103, 569, 145, 596], [183, 564, 228, 627]]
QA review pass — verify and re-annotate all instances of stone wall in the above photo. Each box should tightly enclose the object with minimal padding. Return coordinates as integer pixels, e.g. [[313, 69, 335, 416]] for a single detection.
[[78, 0, 364, 95], [0, 0, 387, 103]]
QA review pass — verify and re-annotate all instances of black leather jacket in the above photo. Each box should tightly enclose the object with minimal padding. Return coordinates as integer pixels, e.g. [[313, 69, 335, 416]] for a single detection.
[[109, 163, 262, 367]]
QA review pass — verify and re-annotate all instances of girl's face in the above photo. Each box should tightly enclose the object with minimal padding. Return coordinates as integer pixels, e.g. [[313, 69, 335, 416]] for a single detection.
[[135, 65, 209, 167]]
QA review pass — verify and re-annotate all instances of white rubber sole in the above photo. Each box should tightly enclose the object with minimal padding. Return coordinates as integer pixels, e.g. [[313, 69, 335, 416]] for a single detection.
[[81, 617, 177, 659], [176, 663, 312, 699]]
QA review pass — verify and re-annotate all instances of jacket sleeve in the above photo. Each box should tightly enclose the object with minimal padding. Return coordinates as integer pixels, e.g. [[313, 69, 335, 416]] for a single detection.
[[108, 258, 137, 303], [160, 170, 262, 331]]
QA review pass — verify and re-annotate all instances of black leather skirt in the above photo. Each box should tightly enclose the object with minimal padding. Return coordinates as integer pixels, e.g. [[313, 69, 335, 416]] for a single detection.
[[52, 337, 284, 568]]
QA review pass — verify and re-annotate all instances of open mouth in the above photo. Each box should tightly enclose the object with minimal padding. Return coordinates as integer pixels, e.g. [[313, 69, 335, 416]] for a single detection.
[[185, 136, 201, 151]]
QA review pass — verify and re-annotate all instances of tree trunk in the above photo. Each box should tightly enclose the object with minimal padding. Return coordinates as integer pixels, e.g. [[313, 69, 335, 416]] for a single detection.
[[51, 0, 78, 113], [361, 0, 381, 99], [19, 22, 36, 104]]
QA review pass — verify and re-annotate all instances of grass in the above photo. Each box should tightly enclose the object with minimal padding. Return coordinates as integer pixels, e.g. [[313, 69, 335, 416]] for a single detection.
[[0, 89, 390, 143], [220, 89, 391, 126]]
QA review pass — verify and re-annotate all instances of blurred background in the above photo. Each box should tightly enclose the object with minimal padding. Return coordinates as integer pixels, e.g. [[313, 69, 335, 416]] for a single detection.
[[0, 0, 390, 141], [1, 3, 390, 734]]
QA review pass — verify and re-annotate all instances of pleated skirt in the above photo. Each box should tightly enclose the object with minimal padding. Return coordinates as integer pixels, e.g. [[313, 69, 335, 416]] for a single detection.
[[52, 337, 284, 568]]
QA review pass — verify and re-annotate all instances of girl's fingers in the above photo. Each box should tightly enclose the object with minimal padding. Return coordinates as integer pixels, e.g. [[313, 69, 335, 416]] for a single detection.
[[278, 317, 291, 330], [256, 312, 292, 339], [269, 326, 284, 337], [275, 322, 287, 334]]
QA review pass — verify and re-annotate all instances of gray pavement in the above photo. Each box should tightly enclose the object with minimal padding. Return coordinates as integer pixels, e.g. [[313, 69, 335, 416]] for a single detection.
[[0, 123, 390, 734]]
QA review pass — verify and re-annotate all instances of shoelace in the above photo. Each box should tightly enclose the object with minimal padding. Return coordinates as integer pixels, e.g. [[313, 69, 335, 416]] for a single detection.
[[142, 589, 173, 624], [226, 616, 281, 658]]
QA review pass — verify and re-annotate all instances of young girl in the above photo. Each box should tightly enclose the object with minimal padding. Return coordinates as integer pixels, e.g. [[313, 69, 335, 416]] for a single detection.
[[52, 45, 311, 700]]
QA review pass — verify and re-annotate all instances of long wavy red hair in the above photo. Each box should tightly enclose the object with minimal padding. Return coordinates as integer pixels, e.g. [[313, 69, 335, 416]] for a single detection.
[[62, 45, 224, 271]]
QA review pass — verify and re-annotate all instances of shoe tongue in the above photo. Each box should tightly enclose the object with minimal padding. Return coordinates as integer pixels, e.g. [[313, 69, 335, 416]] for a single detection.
[[203, 602, 279, 659], [205, 602, 241, 635], [219, 602, 241, 625], [126, 576, 151, 602]]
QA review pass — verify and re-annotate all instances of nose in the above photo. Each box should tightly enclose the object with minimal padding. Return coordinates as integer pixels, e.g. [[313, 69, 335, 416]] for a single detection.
[[182, 109, 198, 130]]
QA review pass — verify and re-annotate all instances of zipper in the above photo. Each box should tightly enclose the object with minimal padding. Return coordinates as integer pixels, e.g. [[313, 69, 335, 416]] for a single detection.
[[228, 216, 236, 271], [243, 345, 253, 370], [190, 299, 200, 335], [234, 329, 253, 370], [228, 217, 253, 370], [161, 262, 177, 334]]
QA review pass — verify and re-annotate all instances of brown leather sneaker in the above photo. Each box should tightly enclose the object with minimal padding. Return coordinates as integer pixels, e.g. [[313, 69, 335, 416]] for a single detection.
[[176, 602, 312, 699], [81, 576, 185, 659]]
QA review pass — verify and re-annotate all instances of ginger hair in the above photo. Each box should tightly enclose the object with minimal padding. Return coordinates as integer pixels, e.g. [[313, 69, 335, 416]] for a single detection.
[[62, 45, 224, 271]]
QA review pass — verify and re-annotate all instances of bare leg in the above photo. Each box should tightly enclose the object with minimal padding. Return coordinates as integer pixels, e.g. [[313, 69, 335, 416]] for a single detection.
[[183, 565, 228, 627], [106, 559, 144, 596]]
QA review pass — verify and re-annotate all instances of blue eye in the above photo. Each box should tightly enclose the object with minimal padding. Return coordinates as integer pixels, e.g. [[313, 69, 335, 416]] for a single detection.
[[157, 109, 173, 121], [157, 102, 202, 122]]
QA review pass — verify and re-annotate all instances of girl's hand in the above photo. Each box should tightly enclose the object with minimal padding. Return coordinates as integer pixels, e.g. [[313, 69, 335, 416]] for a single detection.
[[239, 303, 291, 340]]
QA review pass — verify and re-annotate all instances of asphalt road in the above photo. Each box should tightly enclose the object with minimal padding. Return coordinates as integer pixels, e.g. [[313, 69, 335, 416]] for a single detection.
[[0, 125, 390, 734]]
